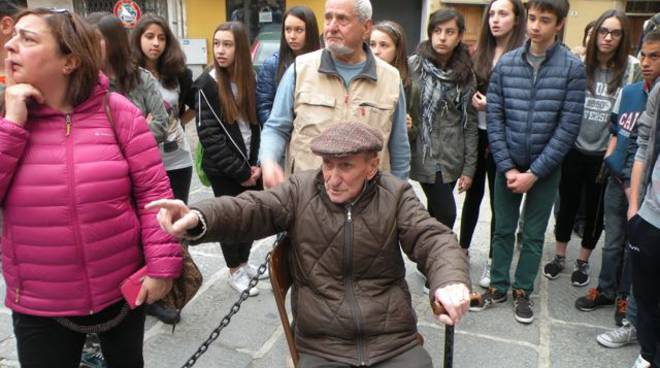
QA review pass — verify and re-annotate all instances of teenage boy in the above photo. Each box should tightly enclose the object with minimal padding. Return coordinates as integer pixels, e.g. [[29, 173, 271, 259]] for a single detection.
[[578, 31, 660, 351], [471, 0, 586, 324]]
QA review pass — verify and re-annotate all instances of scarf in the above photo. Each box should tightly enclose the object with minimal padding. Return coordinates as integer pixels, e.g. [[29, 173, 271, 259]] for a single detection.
[[419, 57, 462, 161]]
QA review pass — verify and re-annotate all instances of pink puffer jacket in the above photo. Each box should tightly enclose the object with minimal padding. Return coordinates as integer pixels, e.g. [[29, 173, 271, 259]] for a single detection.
[[0, 75, 183, 317]]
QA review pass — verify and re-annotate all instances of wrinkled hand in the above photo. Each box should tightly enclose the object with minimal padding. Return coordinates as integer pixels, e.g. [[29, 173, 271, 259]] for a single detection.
[[433, 283, 471, 326], [471, 91, 487, 112], [507, 172, 536, 194], [145, 113, 153, 124], [146, 199, 199, 239], [136, 276, 173, 306], [4, 59, 44, 126], [458, 175, 473, 193], [261, 160, 284, 189]]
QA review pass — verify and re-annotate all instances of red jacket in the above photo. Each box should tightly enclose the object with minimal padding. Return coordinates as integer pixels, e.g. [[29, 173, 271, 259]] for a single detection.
[[0, 74, 182, 317]]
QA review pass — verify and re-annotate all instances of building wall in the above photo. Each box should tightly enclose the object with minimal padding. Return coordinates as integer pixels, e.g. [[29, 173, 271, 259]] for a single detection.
[[183, 0, 325, 65], [184, 0, 226, 64], [288, 0, 324, 31], [564, 0, 625, 49]]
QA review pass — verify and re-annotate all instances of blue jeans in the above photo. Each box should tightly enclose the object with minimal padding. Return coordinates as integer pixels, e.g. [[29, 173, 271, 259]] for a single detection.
[[598, 177, 633, 299]]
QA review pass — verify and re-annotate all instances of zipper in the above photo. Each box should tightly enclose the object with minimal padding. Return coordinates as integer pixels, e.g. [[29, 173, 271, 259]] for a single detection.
[[343, 205, 366, 365], [65, 113, 72, 136], [15, 288, 19, 303], [525, 64, 537, 166], [65, 116, 93, 313]]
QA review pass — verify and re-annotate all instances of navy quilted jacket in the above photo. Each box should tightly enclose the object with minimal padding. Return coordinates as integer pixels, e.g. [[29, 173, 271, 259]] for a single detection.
[[487, 41, 586, 179], [256, 52, 280, 126]]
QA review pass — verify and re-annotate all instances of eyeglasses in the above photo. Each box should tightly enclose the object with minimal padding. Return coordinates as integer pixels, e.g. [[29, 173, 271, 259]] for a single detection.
[[597, 27, 622, 39]]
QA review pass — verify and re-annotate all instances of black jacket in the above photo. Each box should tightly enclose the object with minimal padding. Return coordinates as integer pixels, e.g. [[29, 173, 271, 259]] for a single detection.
[[193, 71, 260, 183]]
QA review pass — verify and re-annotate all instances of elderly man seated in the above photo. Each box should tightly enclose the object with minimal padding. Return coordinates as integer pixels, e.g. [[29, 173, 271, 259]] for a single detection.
[[149, 122, 470, 368]]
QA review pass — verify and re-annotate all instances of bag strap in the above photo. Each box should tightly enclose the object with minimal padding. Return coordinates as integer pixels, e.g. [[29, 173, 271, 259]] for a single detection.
[[103, 91, 127, 161], [54, 302, 131, 334], [197, 88, 250, 166]]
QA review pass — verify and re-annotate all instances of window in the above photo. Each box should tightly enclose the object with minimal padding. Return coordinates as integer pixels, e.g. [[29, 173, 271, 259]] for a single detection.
[[227, 0, 286, 43], [73, 0, 169, 21]]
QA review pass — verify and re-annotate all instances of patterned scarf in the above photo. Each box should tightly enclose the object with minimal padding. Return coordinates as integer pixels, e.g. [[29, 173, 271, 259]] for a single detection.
[[419, 57, 461, 161]]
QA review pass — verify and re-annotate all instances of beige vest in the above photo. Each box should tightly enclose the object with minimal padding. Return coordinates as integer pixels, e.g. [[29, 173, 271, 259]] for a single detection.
[[286, 49, 401, 174]]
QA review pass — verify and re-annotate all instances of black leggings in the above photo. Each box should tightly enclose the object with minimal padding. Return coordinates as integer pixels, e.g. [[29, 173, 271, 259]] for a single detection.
[[209, 177, 253, 268], [420, 172, 457, 229], [13, 302, 145, 368], [167, 166, 193, 204], [554, 148, 605, 250], [459, 129, 496, 254]]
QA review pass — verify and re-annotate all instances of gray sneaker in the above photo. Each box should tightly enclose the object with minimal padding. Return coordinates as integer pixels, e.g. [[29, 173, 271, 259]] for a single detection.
[[543, 255, 565, 280], [571, 260, 591, 287], [596, 321, 637, 348]]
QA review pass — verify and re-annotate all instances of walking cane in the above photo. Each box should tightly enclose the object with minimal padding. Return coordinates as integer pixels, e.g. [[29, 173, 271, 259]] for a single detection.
[[432, 293, 482, 368]]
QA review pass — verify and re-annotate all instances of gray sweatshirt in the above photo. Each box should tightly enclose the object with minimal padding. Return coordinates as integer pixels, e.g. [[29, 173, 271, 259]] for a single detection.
[[635, 82, 660, 229], [575, 68, 616, 154]]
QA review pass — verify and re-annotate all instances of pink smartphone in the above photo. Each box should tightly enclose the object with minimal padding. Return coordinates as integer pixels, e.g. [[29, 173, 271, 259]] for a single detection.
[[120, 266, 147, 309]]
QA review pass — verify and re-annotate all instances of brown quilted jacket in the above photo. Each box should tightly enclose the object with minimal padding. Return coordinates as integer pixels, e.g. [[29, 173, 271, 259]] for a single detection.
[[192, 170, 469, 366]]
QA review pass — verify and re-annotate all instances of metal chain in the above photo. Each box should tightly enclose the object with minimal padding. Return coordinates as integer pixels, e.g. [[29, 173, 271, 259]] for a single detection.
[[180, 234, 283, 368]]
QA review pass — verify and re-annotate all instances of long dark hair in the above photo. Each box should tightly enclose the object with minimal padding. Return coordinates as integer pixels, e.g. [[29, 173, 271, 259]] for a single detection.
[[585, 9, 631, 95], [276, 6, 320, 83], [131, 14, 186, 90], [213, 22, 257, 125], [373, 20, 411, 90], [473, 0, 526, 86], [15, 8, 101, 107], [417, 8, 473, 88], [87, 13, 141, 95]]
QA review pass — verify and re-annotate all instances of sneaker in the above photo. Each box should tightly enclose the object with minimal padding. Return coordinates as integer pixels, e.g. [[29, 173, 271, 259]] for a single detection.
[[543, 255, 565, 280], [228, 267, 259, 296], [479, 259, 491, 288], [615, 297, 628, 327], [596, 321, 637, 348], [571, 260, 590, 287], [470, 287, 507, 312], [80, 339, 107, 368], [631, 354, 651, 368], [244, 263, 269, 280], [512, 289, 534, 324], [575, 288, 615, 311]]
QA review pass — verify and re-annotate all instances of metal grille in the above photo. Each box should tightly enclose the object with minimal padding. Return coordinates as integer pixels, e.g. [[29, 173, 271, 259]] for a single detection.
[[73, 0, 169, 20]]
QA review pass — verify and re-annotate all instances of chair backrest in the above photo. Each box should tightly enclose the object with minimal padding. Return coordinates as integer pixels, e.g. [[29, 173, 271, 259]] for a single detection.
[[268, 235, 299, 366]]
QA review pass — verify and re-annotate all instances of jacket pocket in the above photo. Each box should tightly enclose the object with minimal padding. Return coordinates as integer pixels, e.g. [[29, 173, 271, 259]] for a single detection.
[[352, 99, 394, 133], [295, 92, 336, 133]]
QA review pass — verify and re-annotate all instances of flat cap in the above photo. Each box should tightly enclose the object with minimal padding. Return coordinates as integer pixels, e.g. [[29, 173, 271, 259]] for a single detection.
[[311, 122, 384, 157]]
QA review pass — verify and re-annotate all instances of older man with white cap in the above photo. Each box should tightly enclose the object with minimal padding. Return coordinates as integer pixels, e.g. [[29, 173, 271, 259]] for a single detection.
[[148, 122, 470, 367]]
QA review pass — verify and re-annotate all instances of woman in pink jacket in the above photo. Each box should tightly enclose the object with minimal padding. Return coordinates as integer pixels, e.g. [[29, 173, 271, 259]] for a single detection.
[[0, 9, 182, 368]]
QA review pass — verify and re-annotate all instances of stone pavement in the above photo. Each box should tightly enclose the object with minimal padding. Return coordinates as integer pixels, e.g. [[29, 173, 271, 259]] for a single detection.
[[0, 163, 641, 368]]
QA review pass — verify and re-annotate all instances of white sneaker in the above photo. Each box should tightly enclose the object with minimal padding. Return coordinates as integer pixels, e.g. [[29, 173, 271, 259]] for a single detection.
[[228, 267, 259, 296], [245, 263, 269, 280], [479, 259, 491, 288], [631, 354, 651, 368], [596, 321, 637, 348]]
